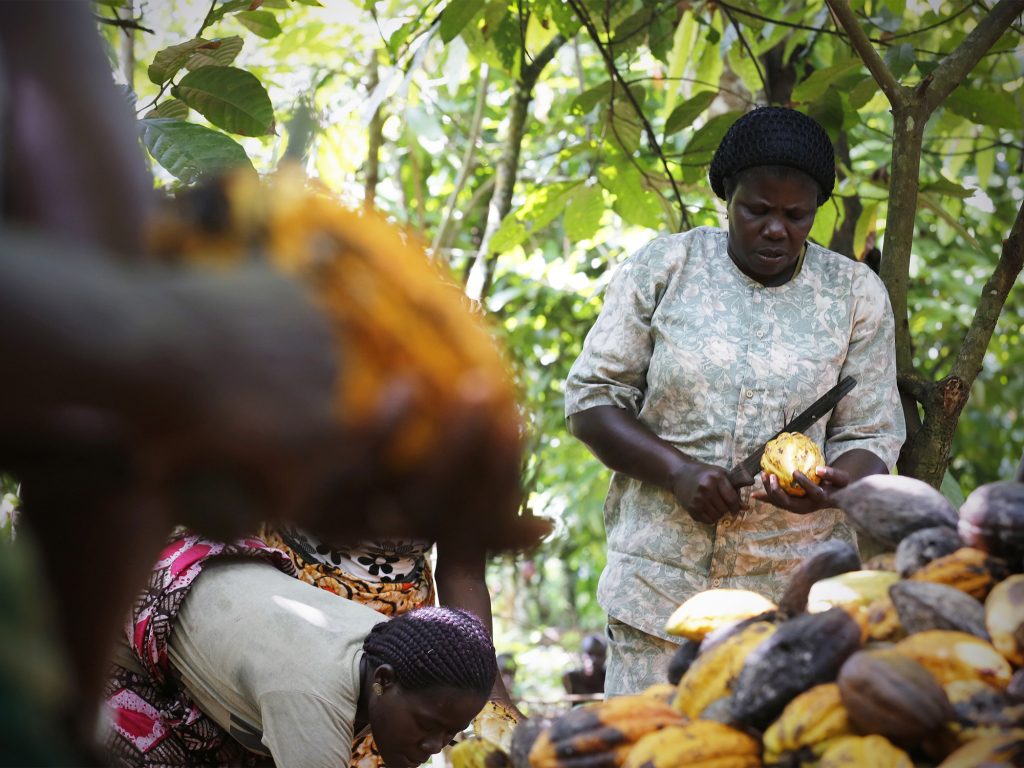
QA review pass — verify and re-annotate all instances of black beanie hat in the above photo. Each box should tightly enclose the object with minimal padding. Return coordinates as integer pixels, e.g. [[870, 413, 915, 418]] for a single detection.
[[708, 106, 835, 206]]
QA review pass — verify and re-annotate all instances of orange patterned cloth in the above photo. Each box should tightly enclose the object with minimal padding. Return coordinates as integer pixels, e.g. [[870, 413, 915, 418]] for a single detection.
[[257, 525, 436, 768]]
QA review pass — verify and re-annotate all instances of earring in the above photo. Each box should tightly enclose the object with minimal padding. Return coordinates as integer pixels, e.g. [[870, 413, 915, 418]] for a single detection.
[[372, 682, 384, 696]]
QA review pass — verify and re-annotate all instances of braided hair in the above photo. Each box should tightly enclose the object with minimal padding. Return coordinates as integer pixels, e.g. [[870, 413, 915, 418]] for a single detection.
[[709, 106, 835, 206], [363, 607, 497, 695]]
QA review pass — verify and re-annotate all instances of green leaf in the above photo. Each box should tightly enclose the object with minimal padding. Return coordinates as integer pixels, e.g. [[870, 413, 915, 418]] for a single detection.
[[921, 176, 973, 199], [682, 110, 742, 158], [440, 0, 483, 43], [185, 36, 244, 70], [853, 201, 879, 258], [807, 89, 845, 137], [884, 43, 915, 80], [564, 186, 605, 243], [946, 87, 1023, 130], [294, 0, 324, 5], [792, 59, 862, 103], [236, 10, 282, 39], [148, 39, 209, 85], [546, 0, 581, 37], [492, 12, 521, 75], [490, 215, 529, 253], [517, 183, 578, 232], [918, 192, 982, 250], [940, 470, 966, 508], [848, 77, 879, 111], [173, 66, 274, 136], [809, 196, 840, 245], [151, 99, 190, 120], [139, 118, 254, 184], [664, 11, 698, 117], [664, 90, 716, 138], [572, 81, 613, 115], [600, 164, 662, 230]]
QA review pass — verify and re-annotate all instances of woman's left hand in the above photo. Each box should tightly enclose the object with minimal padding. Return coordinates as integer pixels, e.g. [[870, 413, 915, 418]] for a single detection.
[[751, 465, 851, 514]]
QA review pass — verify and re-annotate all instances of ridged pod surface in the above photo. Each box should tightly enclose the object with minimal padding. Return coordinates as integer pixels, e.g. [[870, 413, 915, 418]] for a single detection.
[[831, 475, 958, 548], [760, 432, 824, 497], [817, 735, 913, 768], [674, 621, 776, 719], [452, 738, 512, 768], [837, 650, 953, 747], [957, 481, 1024, 563], [936, 730, 1024, 767], [893, 630, 1013, 689], [665, 589, 777, 641], [909, 547, 1010, 601], [895, 527, 964, 578], [622, 721, 761, 768], [889, 580, 989, 639], [528, 697, 686, 768], [985, 574, 1024, 667], [762, 683, 852, 765], [776, 539, 861, 618], [944, 679, 1024, 746], [729, 608, 862, 729]]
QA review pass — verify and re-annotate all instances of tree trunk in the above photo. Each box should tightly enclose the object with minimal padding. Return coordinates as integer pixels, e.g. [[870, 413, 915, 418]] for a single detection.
[[827, 0, 1024, 486]]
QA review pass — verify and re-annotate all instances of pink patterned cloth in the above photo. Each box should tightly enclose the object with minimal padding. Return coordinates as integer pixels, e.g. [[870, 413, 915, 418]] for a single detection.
[[102, 531, 296, 766]]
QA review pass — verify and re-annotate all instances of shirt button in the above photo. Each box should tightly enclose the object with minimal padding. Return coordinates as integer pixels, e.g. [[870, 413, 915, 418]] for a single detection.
[[745, 390, 754, 398], [756, 329, 765, 338], [711, 578, 722, 587]]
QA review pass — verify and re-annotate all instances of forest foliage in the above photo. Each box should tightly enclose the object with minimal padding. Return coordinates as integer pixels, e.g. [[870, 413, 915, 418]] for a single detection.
[[94, 0, 1023, 638]]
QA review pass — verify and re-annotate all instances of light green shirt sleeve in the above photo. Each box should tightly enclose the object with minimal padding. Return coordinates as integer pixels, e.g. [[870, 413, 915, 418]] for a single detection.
[[259, 690, 354, 768]]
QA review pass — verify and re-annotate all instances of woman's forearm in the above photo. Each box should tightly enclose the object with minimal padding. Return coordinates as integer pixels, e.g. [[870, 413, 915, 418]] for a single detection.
[[567, 405, 695, 490]]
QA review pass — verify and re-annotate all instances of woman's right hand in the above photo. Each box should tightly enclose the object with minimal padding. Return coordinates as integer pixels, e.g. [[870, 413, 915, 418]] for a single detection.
[[668, 460, 744, 524]]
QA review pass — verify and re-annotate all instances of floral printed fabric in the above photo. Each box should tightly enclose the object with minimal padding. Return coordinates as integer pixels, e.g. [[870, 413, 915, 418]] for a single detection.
[[565, 227, 905, 645]]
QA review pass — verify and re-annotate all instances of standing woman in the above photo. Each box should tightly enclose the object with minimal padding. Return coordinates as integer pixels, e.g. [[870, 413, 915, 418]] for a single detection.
[[565, 107, 905, 695]]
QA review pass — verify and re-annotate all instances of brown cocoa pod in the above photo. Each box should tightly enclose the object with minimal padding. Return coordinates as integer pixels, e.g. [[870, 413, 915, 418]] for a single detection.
[[832, 475, 958, 548], [895, 526, 964, 578], [777, 539, 862, 618], [890, 580, 989, 639], [729, 607, 862, 729], [837, 650, 954, 748], [958, 481, 1024, 564], [666, 639, 699, 685]]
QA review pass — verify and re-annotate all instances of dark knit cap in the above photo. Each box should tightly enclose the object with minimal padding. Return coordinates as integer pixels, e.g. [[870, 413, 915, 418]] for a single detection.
[[709, 106, 835, 206]]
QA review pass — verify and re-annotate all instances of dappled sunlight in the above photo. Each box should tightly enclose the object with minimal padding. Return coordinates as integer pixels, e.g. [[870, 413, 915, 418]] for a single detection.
[[272, 594, 329, 628]]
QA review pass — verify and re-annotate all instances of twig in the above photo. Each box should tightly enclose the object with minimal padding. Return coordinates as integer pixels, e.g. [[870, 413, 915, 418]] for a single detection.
[[93, 14, 154, 34], [567, 0, 691, 231], [720, 5, 768, 98]]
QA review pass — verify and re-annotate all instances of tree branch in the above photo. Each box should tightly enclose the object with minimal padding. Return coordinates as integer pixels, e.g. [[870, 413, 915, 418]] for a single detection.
[[93, 14, 154, 35], [919, 0, 1024, 114], [825, 0, 908, 108], [950, 197, 1024, 385], [433, 64, 490, 254], [567, 0, 691, 231], [720, 6, 768, 98]]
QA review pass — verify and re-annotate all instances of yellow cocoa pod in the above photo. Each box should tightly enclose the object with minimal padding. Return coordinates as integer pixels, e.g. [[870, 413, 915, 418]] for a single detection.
[[817, 735, 913, 768], [638, 682, 677, 705], [985, 574, 1024, 667], [911, 547, 1010, 600], [528, 696, 685, 768], [864, 596, 905, 642], [807, 570, 900, 615], [894, 630, 1013, 689], [471, 700, 519, 752], [936, 729, 1024, 767], [665, 589, 777, 641], [673, 621, 776, 719], [762, 683, 852, 765], [623, 721, 761, 768], [760, 432, 824, 496], [451, 738, 511, 768], [149, 167, 519, 473]]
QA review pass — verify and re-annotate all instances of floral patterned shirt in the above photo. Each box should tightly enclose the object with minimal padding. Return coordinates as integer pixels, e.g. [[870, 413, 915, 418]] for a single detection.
[[565, 227, 905, 640]]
